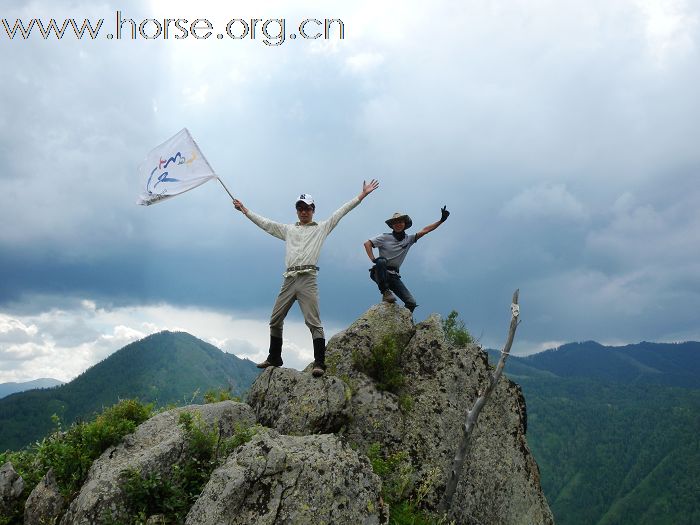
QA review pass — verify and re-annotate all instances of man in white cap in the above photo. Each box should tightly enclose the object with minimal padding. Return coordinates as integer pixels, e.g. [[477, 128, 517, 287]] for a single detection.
[[232, 179, 379, 377], [363, 206, 449, 312]]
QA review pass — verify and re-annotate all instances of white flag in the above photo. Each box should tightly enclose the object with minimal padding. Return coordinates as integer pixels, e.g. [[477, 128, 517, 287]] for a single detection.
[[137, 128, 217, 206]]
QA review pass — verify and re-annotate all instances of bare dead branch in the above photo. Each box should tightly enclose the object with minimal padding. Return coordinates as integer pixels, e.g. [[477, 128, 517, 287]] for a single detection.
[[438, 289, 521, 515]]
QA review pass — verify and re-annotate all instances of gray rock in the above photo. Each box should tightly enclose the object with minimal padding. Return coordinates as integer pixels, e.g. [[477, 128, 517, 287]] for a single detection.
[[247, 366, 351, 435], [59, 401, 256, 525], [0, 461, 24, 516], [24, 469, 66, 525], [324, 305, 554, 525], [327, 304, 416, 363], [185, 429, 387, 525], [323, 304, 416, 451]]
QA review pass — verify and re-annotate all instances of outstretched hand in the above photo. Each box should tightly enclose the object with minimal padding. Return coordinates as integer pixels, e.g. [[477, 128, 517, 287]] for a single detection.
[[232, 199, 248, 214], [440, 205, 450, 222], [360, 179, 379, 200]]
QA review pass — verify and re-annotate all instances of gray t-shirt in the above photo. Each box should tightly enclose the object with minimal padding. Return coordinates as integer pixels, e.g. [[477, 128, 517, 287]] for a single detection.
[[369, 233, 418, 272]]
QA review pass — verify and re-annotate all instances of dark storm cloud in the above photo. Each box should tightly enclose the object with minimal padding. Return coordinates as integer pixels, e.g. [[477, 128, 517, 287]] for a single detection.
[[1, 0, 699, 362]]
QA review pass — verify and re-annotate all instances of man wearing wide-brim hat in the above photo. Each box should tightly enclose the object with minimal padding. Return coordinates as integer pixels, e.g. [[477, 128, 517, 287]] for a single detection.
[[363, 206, 449, 311]]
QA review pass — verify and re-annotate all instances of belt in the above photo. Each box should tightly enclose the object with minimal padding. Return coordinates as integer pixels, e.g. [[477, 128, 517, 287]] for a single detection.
[[286, 265, 319, 272], [370, 265, 400, 273]]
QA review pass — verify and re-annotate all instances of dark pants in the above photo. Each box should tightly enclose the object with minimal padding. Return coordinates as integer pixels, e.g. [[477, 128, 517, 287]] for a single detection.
[[369, 257, 417, 311]]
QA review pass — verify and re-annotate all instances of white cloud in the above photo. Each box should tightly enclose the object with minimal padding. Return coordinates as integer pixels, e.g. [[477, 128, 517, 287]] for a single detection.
[[512, 340, 568, 356], [182, 84, 209, 106], [0, 298, 340, 383], [1, 342, 53, 362], [0, 315, 38, 342], [501, 184, 588, 222], [344, 52, 384, 74], [586, 191, 700, 268], [634, 0, 699, 66]]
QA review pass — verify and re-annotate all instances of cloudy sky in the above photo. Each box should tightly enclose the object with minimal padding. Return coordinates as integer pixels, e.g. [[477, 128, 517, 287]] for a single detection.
[[1, 0, 699, 383]]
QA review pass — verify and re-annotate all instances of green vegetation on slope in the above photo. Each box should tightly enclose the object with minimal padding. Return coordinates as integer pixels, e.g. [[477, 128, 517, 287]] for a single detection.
[[0, 398, 261, 525], [0, 399, 153, 525], [518, 376, 700, 525], [0, 331, 260, 451]]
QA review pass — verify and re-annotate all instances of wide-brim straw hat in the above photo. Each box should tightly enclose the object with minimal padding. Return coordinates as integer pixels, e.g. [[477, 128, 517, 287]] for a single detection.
[[385, 212, 412, 229]]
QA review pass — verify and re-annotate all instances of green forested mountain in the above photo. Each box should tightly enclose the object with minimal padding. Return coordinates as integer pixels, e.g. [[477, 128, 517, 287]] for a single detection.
[[0, 331, 260, 451], [521, 377, 700, 525], [520, 341, 700, 387], [490, 341, 700, 525]]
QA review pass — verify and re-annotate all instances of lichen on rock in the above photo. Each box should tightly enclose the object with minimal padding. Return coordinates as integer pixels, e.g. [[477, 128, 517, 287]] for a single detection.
[[185, 429, 387, 525], [320, 304, 553, 524]]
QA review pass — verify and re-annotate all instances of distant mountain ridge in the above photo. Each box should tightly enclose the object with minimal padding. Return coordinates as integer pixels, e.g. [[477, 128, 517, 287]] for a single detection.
[[0, 331, 260, 451], [497, 340, 700, 388], [0, 378, 64, 399], [488, 339, 700, 525]]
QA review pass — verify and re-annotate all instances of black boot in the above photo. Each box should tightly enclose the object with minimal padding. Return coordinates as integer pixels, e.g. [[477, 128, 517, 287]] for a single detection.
[[257, 336, 283, 368], [312, 338, 326, 377]]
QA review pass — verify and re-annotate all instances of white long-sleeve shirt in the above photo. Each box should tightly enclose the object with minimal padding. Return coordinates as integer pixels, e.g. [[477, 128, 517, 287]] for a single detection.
[[245, 197, 361, 277]]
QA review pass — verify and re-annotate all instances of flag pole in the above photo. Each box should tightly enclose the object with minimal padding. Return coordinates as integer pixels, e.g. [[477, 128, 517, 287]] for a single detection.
[[187, 129, 235, 201], [217, 177, 235, 200]]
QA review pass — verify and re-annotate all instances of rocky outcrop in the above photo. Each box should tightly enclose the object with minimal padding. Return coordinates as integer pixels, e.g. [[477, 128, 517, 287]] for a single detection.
[[24, 469, 66, 525], [59, 401, 256, 525], [37, 304, 552, 525], [185, 429, 387, 525], [0, 461, 24, 517], [249, 303, 554, 524], [247, 367, 351, 435]]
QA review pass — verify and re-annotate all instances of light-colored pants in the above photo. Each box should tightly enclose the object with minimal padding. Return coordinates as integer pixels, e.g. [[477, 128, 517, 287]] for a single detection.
[[269, 272, 324, 340]]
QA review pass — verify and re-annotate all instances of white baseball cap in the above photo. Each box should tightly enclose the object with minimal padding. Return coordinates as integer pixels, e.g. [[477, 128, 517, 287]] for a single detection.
[[296, 193, 315, 207]]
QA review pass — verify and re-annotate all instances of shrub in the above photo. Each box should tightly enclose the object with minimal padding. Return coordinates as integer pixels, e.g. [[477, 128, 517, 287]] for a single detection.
[[114, 412, 216, 524], [117, 469, 183, 523], [353, 335, 405, 394], [367, 443, 412, 504], [0, 399, 152, 525], [366, 443, 447, 525], [219, 422, 261, 458], [117, 413, 260, 524], [203, 387, 239, 404], [35, 399, 153, 497], [442, 311, 473, 347]]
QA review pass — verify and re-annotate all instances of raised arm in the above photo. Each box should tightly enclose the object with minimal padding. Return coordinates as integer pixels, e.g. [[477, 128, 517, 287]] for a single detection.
[[416, 205, 449, 240], [358, 179, 379, 201], [324, 179, 381, 234], [232, 198, 287, 240]]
